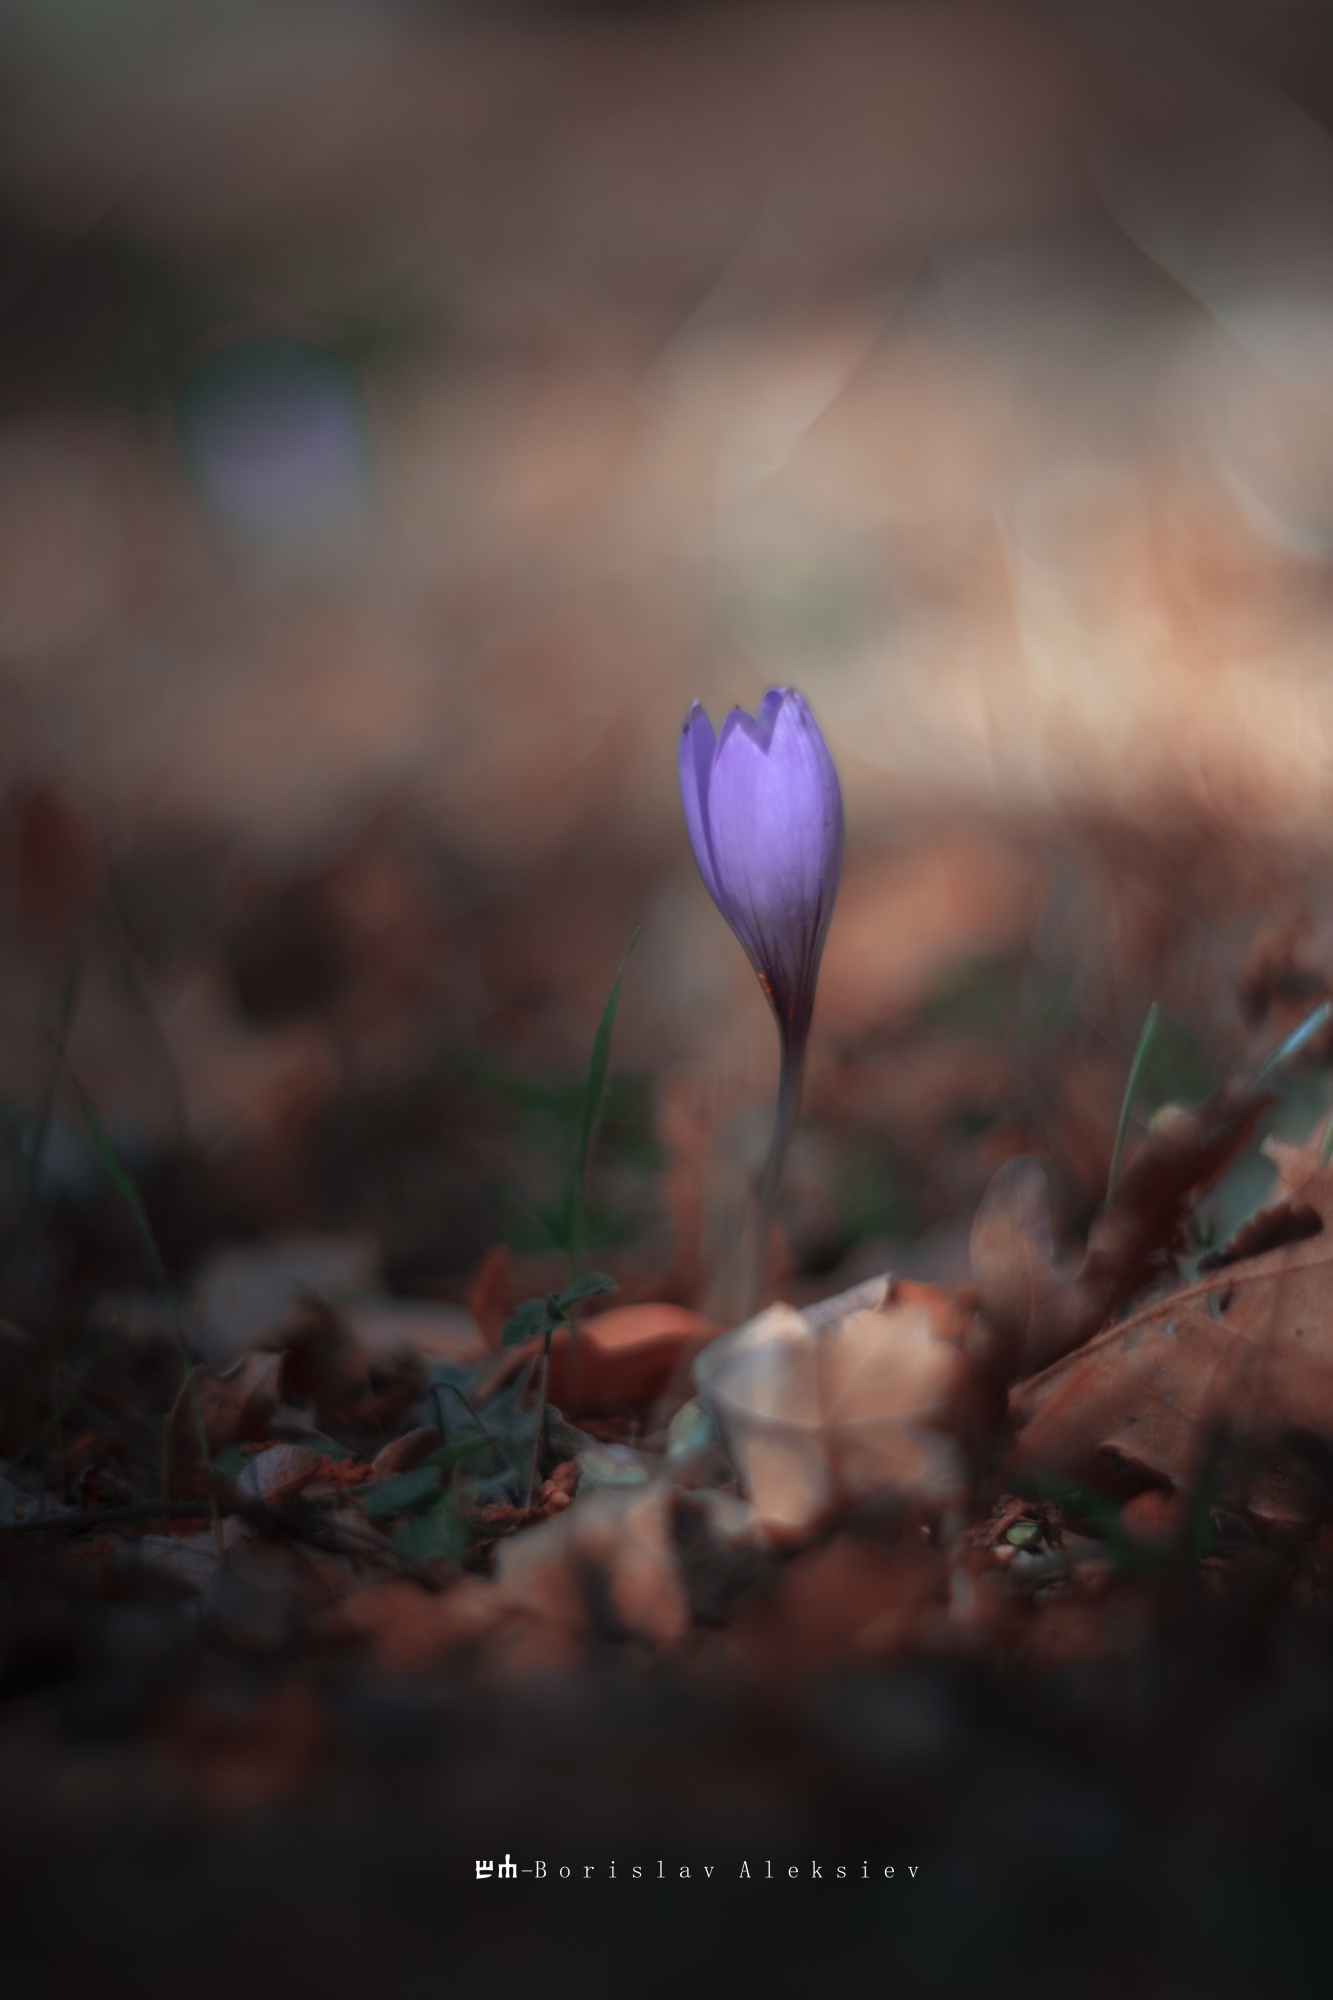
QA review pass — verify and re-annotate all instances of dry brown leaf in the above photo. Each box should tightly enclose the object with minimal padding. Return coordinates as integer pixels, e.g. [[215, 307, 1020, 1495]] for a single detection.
[[235, 1442, 325, 1505], [493, 1485, 689, 1650], [969, 1156, 1066, 1377], [972, 1083, 1272, 1384], [170, 1350, 286, 1464], [369, 1427, 441, 1479], [1007, 1159, 1333, 1509], [271, 1299, 425, 1436], [1074, 1083, 1272, 1336], [545, 1302, 719, 1417], [328, 1483, 687, 1676], [473, 1301, 718, 1416]]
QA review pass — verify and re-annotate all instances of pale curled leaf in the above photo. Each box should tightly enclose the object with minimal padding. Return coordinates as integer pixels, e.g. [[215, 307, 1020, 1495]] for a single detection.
[[695, 1279, 965, 1535]]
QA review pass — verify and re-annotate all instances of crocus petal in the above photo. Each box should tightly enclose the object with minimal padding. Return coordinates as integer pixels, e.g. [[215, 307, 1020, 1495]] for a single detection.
[[707, 694, 841, 1025], [678, 702, 723, 907], [684, 687, 844, 1042]]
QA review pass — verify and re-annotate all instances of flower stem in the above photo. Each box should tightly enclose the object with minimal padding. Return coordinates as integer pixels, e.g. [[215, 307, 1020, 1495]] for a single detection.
[[749, 1028, 805, 1317]]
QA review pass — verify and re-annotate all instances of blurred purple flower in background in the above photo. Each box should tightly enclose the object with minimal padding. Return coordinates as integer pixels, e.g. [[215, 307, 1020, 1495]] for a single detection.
[[679, 686, 844, 1307], [177, 337, 372, 546]]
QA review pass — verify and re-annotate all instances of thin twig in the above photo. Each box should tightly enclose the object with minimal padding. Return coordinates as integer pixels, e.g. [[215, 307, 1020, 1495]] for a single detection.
[[523, 1336, 551, 1510]]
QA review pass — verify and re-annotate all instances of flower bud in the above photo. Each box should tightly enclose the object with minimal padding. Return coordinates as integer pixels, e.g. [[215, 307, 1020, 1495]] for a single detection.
[[678, 686, 844, 1046]]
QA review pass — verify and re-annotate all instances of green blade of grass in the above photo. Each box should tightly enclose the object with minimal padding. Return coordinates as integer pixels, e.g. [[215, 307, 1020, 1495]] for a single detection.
[[566, 926, 640, 1285], [81, 1100, 156, 1249], [3, 946, 84, 1283], [1252, 998, 1333, 1084], [78, 1086, 222, 1557], [1107, 1001, 1161, 1198], [11, 1316, 121, 1472]]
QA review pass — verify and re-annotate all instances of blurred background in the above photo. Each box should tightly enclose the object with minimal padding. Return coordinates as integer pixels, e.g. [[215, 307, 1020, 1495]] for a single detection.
[[7, 0, 1333, 1327]]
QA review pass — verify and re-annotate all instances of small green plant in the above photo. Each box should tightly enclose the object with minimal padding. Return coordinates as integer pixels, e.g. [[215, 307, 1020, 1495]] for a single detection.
[[503, 1275, 616, 1508], [483, 932, 640, 1510], [78, 1088, 224, 1561]]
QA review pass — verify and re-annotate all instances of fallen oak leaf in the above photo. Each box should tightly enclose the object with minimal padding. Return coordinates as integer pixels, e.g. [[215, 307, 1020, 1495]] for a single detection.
[[1007, 1158, 1333, 1515]]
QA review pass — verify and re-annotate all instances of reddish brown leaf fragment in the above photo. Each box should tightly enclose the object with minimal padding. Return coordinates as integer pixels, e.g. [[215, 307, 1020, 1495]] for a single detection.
[[467, 1246, 513, 1352], [370, 1427, 442, 1479]]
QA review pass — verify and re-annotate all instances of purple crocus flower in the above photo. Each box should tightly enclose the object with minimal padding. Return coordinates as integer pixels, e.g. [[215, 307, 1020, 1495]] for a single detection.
[[679, 687, 845, 1310], [679, 686, 844, 1051]]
